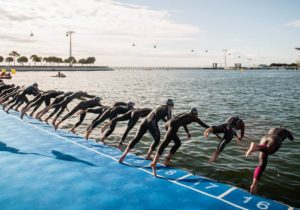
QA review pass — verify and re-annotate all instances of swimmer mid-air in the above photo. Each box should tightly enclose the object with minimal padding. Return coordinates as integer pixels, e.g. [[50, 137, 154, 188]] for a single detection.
[[245, 127, 294, 194]]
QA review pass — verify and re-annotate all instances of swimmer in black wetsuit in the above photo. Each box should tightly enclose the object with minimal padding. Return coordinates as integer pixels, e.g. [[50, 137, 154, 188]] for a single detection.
[[4, 83, 39, 113], [204, 116, 245, 163], [20, 90, 64, 119], [0, 85, 21, 104], [41, 91, 94, 126], [151, 108, 210, 176], [0, 84, 15, 93], [54, 96, 102, 132], [85, 102, 135, 143], [245, 127, 294, 194], [35, 91, 73, 121], [119, 99, 174, 163], [100, 108, 152, 149]]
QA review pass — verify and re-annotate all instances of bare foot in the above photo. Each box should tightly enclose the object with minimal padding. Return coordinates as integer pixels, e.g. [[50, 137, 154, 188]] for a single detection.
[[163, 158, 172, 166], [70, 128, 76, 134], [250, 182, 257, 194], [119, 155, 126, 163], [117, 144, 122, 150], [85, 130, 91, 140], [150, 162, 157, 177], [246, 142, 257, 157]]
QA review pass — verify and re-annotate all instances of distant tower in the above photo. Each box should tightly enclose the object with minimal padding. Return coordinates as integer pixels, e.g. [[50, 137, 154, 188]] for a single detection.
[[223, 49, 228, 69]]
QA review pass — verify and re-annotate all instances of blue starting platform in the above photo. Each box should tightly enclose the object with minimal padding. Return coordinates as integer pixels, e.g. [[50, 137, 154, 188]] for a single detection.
[[0, 109, 295, 210]]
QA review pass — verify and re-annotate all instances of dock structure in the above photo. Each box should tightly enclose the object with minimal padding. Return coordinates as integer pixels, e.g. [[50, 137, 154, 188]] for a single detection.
[[0, 109, 294, 210]]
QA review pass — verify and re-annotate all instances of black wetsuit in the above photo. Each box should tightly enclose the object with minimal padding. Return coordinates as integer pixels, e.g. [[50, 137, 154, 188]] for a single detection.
[[0, 84, 14, 93], [0, 86, 17, 97], [23, 90, 64, 115], [46, 91, 94, 120], [89, 104, 134, 138], [253, 128, 293, 180], [128, 105, 172, 151], [59, 99, 102, 128], [6, 85, 39, 111], [210, 123, 238, 154], [1, 87, 22, 106], [157, 113, 209, 156], [109, 108, 152, 146]]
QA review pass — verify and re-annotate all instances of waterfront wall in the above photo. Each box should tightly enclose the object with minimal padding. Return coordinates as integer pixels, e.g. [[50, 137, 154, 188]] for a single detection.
[[0, 65, 114, 71]]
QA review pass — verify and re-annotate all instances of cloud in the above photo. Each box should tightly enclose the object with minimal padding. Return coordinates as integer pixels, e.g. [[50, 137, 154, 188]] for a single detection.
[[0, 34, 36, 43], [286, 20, 300, 28], [0, 8, 38, 22], [0, 0, 204, 65]]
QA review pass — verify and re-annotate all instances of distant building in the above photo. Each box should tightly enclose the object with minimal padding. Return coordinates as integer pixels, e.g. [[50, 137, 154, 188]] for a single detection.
[[234, 63, 241, 69], [212, 63, 218, 69]]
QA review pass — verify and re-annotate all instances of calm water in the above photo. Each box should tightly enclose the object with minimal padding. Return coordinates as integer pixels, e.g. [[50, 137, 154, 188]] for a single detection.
[[7, 70, 300, 207]]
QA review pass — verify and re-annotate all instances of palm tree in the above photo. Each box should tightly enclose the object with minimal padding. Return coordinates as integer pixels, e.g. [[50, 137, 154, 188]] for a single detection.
[[5, 57, 14, 66], [9, 51, 20, 66], [0, 56, 4, 63]]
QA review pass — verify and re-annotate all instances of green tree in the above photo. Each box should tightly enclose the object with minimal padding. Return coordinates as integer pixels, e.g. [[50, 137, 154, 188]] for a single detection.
[[43, 57, 49, 66], [30, 55, 42, 65], [9, 51, 20, 66], [5, 57, 14, 65], [64, 56, 77, 66], [0, 56, 4, 63], [78, 58, 87, 66], [17, 56, 28, 66], [86, 57, 96, 65]]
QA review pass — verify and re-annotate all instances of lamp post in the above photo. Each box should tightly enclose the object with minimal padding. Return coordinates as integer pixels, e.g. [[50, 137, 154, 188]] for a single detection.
[[296, 48, 300, 68], [66, 31, 75, 58], [223, 49, 228, 69]]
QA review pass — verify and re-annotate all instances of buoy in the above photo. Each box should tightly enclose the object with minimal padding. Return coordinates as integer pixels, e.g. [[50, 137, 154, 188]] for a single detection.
[[11, 69, 16, 74]]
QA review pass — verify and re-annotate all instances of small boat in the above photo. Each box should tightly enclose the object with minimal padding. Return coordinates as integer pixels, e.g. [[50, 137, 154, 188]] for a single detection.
[[0, 75, 12, 79], [52, 71, 66, 78], [0, 73, 12, 79]]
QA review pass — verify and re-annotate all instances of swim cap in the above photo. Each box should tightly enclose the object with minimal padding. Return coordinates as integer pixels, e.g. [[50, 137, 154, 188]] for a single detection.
[[128, 102, 135, 107], [191, 108, 198, 116], [94, 96, 101, 102], [33, 83, 38, 87], [225, 116, 242, 128], [166, 99, 174, 106]]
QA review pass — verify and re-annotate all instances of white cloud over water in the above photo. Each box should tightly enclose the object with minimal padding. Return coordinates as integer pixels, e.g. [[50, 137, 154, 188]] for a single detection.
[[0, 0, 204, 66]]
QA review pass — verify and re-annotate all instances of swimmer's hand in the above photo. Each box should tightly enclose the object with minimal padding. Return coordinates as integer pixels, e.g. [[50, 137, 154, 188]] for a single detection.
[[236, 137, 242, 144], [204, 127, 212, 138]]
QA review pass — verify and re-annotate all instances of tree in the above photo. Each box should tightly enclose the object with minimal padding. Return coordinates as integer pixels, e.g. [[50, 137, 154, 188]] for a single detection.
[[0, 56, 4, 63], [30, 55, 42, 65], [5, 57, 14, 65], [64, 56, 77, 66], [78, 58, 87, 66], [9, 51, 20, 66], [17, 56, 28, 66], [43, 57, 49, 66], [86, 57, 96, 65]]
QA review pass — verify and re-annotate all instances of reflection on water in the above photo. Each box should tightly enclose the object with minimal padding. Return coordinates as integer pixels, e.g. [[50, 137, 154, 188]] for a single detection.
[[8, 70, 300, 207]]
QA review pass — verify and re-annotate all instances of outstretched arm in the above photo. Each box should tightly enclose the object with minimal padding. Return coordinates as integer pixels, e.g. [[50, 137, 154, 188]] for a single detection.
[[183, 125, 191, 139]]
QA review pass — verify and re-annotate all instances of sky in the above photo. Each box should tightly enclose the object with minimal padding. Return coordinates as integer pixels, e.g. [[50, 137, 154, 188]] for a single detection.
[[0, 0, 299, 67]]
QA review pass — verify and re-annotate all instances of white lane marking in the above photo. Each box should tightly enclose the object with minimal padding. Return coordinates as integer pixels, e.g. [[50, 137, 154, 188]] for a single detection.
[[4, 112, 255, 210], [217, 187, 237, 199], [176, 173, 193, 181]]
